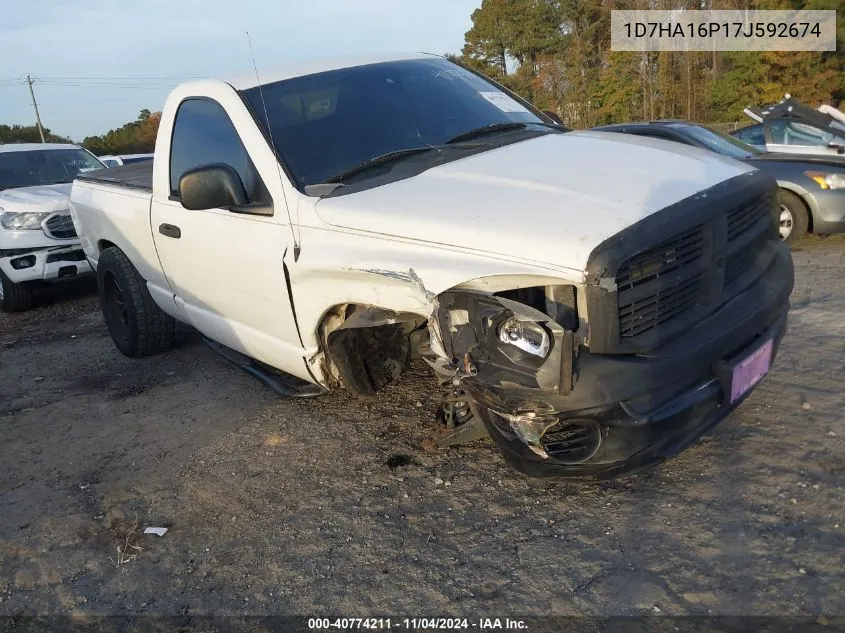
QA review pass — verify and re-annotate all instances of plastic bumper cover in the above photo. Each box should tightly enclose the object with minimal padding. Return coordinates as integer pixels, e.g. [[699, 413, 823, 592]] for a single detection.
[[466, 241, 794, 479], [0, 247, 93, 284], [807, 188, 845, 234]]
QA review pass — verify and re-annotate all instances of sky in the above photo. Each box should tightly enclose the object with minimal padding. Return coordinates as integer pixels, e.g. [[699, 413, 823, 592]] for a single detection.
[[1, 0, 481, 142]]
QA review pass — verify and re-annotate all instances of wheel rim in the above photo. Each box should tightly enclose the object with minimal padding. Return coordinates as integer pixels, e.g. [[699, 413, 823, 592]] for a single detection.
[[103, 271, 130, 336], [0, 278, 4, 302], [779, 204, 793, 240]]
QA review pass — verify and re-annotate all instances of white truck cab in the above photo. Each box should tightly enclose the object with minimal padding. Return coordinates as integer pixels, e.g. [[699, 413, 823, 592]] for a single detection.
[[69, 53, 793, 478], [0, 143, 103, 311]]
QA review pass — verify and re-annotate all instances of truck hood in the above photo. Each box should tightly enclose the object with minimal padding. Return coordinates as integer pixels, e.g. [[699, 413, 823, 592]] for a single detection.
[[0, 183, 72, 214], [314, 131, 754, 272]]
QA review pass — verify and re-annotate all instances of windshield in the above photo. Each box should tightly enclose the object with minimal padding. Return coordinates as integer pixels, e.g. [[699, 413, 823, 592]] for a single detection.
[[670, 123, 763, 159], [0, 148, 104, 190], [240, 58, 550, 187]]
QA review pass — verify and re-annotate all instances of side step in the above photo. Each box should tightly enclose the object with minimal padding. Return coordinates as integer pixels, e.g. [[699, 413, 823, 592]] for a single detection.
[[203, 338, 327, 398]]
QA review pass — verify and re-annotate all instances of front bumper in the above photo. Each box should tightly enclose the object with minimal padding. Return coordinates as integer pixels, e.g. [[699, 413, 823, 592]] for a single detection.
[[475, 311, 787, 479], [463, 240, 794, 479], [0, 246, 93, 284]]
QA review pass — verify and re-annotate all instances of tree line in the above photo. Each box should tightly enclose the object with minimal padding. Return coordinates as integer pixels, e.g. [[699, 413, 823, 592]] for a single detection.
[[0, 124, 72, 145], [80, 109, 161, 156], [0, 110, 161, 156], [2, 1, 842, 148], [454, 0, 844, 128]]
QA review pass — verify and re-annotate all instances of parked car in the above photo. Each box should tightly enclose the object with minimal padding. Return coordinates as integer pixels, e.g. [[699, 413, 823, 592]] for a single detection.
[[593, 121, 845, 244], [732, 95, 845, 157], [69, 53, 793, 479], [0, 143, 103, 311], [99, 153, 154, 168]]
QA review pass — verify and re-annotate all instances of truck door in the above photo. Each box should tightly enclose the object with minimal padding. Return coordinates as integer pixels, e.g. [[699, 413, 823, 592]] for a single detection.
[[150, 97, 309, 381]]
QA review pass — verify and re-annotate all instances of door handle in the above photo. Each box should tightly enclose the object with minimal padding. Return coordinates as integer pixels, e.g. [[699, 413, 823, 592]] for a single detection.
[[159, 223, 181, 239]]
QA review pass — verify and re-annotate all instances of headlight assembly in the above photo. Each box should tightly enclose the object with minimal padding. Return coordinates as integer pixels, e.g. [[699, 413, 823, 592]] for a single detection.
[[497, 316, 551, 358], [0, 211, 51, 231], [805, 171, 845, 190]]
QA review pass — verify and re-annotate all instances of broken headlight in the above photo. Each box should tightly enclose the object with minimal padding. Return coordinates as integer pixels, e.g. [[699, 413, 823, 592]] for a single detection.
[[497, 317, 550, 358]]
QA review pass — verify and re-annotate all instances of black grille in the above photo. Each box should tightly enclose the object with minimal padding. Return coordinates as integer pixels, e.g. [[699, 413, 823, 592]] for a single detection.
[[616, 225, 704, 291], [43, 214, 77, 240], [613, 192, 775, 346], [585, 171, 780, 354], [727, 197, 770, 242], [616, 226, 704, 339], [619, 275, 701, 337], [724, 247, 756, 287], [46, 249, 86, 264]]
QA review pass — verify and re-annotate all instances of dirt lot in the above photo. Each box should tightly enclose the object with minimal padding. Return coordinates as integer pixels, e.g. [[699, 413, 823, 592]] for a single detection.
[[1, 236, 844, 621]]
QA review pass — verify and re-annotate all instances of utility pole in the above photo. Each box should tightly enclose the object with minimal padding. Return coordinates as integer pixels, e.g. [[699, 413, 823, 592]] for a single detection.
[[26, 74, 46, 143]]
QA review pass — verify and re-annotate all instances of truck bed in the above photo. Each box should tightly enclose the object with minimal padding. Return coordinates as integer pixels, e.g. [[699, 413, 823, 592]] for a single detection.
[[77, 161, 152, 192]]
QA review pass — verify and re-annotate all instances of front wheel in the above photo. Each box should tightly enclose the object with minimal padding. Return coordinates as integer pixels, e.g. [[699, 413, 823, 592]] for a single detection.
[[97, 247, 175, 357], [777, 190, 809, 245], [0, 269, 33, 313]]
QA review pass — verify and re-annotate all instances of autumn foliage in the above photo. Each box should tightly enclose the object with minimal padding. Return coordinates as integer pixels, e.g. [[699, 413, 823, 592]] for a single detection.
[[458, 0, 844, 128], [81, 109, 161, 156]]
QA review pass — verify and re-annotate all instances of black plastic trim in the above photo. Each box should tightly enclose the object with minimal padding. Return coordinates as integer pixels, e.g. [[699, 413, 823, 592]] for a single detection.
[[584, 169, 779, 354]]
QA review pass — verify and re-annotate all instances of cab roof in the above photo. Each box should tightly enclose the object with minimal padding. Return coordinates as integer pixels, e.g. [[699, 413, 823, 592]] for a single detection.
[[224, 52, 442, 90]]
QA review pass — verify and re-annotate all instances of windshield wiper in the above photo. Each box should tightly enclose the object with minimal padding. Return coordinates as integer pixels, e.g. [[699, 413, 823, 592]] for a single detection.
[[446, 122, 528, 144], [324, 147, 440, 184], [446, 121, 568, 145]]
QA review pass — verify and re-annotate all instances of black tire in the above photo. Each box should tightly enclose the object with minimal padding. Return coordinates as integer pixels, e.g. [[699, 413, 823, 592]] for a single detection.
[[777, 190, 809, 245], [97, 247, 175, 357], [0, 269, 33, 312]]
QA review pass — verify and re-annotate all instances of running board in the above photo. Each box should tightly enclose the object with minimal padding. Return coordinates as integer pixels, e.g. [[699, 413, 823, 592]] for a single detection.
[[203, 338, 327, 398]]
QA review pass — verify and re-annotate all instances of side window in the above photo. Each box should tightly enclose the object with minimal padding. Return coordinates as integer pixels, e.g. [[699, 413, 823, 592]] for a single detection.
[[169, 98, 269, 205], [736, 124, 765, 145], [768, 119, 831, 147]]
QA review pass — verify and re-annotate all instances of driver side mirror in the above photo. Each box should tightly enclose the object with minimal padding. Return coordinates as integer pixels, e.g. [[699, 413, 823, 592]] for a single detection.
[[178, 163, 249, 211]]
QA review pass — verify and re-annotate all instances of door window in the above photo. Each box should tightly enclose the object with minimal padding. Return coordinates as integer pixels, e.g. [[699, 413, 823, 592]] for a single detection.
[[767, 119, 841, 147], [169, 98, 269, 204], [735, 124, 765, 145]]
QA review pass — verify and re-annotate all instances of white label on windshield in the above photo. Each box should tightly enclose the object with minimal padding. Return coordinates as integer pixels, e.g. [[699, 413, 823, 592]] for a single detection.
[[479, 91, 529, 113]]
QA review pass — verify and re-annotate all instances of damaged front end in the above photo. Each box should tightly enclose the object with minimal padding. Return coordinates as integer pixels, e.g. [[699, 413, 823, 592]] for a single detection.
[[428, 286, 592, 464], [428, 172, 794, 479]]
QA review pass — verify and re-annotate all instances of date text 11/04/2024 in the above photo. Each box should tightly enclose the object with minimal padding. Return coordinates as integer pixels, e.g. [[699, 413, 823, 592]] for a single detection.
[[307, 619, 528, 630]]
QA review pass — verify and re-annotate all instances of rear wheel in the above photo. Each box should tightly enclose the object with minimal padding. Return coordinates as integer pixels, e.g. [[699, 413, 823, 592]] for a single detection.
[[777, 189, 809, 244], [0, 269, 33, 313], [97, 247, 175, 357]]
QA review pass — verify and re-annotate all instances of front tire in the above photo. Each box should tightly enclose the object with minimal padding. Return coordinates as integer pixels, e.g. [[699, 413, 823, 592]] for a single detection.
[[97, 247, 175, 357], [777, 190, 809, 245], [0, 269, 33, 313]]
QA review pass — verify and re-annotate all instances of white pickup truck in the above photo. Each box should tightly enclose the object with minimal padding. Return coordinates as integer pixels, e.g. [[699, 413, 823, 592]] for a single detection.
[[69, 53, 794, 478], [1, 143, 103, 311]]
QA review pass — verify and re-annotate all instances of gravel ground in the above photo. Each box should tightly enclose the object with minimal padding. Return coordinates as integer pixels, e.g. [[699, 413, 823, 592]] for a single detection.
[[1, 236, 844, 623]]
